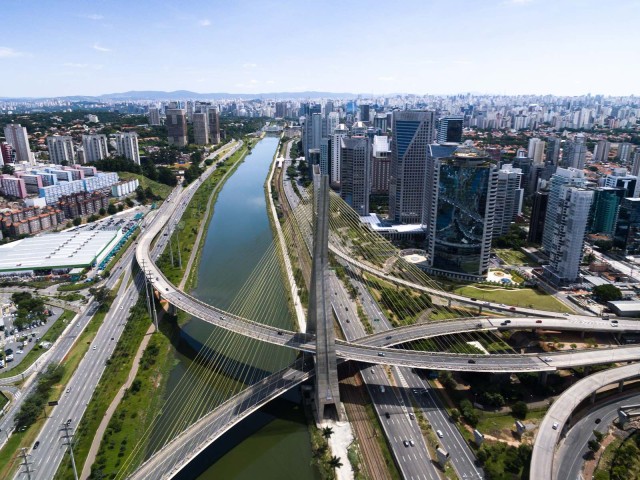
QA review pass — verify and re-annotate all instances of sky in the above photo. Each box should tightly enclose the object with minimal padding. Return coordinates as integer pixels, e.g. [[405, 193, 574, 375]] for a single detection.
[[1, 0, 639, 98]]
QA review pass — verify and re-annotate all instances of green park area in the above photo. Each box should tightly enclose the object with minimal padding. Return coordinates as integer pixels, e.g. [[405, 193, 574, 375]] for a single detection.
[[494, 249, 538, 266], [454, 285, 572, 313]]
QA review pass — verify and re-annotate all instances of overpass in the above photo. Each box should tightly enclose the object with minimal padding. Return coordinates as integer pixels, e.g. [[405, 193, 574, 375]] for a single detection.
[[531, 362, 640, 480]]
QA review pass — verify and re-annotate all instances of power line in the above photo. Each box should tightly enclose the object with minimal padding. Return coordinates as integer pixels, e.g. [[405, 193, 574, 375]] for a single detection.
[[17, 447, 35, 480], [60, 421, 79, 480]]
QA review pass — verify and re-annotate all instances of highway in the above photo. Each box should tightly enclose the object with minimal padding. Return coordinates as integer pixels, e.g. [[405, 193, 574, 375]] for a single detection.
[[555, 391, 640, 480], [10, 141, 243, 479], [531, 362, 640, 480], [328, 273, 441, 480]]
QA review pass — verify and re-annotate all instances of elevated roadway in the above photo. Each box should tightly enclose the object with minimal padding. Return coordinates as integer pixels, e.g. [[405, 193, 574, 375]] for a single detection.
[[531, 362, 640, 480]]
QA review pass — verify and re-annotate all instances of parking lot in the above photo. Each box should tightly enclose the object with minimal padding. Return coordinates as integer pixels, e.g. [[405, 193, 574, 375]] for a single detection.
[[1, 299, 63, 372]]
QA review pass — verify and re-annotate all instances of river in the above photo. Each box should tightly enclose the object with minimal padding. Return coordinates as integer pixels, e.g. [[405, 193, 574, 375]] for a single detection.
[[153, 136, 320, 480]]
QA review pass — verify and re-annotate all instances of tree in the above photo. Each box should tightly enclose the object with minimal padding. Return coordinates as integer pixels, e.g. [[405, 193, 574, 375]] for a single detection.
[[125, 198, 134, 208], [592, 284, 622, 302], [321, 426, 334, 439], [107, 203, 117, 215], [2, 164, 15, 175], [588, 439, 601, 453], [157, 166, 178, 186], [594, 239, 613, 252], [73, 217, 82, 226], [511, 401, 528, 419], [141, 158, 159, 181], [450, 409, 460, 422], [328, 456, 343, 469], [99, 207, 106, 216], [89, 286, 109, 305]]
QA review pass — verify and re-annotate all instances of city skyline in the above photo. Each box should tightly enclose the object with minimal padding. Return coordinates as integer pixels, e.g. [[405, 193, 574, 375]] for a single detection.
[[1, 0, 639, 97]]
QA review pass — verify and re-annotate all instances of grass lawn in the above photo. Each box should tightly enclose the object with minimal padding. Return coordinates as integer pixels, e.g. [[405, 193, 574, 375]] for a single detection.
[[454, 285, 572, 313], [0, 309, 75, 380], [494, 249, 539, 266], [594, 436, 624, 480], [54, 298, 154, 480], [117, 172, 173, 201]]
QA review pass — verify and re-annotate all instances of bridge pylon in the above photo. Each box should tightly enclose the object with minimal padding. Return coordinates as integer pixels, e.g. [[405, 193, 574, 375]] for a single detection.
[[309, 170, 342, 421]]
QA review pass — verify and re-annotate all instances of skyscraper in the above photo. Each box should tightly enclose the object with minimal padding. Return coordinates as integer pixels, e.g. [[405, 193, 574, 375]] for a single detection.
[[82, 134, 109, 163], [389, 110, 435, 224], [166, 106, 188, 147], [148, 107, 161, 126], [330, 124, 349, 185], [4, 124, 33, 164], [617, 142, 634, 163], [437, 115, 464, 144], [340, 136, 370, 216], [593, 140, 611, 163], [326, 112, 339, 137], [424, 143, 498, 280], [528, 186, 549, 244], [589, 187, 624, 235], [561, 134, 587, 170], [193, 112, 209, 145], [207, 106, 220, 144], [542, 167, 593, 285], [371, 135, 391, 194], [632, 150, 640, 176], [613, 198, 640, 254], [527, 138, 546, 164], [493, 164, 523, 238], [319, 138, 330, 177], [114, 132, 140, 165], [47, 135, 75, 165], [545, 136, 561, 166]]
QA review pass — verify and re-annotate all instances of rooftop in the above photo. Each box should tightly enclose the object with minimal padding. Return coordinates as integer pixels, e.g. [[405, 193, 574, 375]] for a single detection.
[[0, 229, 119, 273]]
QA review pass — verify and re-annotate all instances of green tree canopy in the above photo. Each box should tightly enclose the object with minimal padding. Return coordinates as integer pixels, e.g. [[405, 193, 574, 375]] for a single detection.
[[592, 284, 622, 302]]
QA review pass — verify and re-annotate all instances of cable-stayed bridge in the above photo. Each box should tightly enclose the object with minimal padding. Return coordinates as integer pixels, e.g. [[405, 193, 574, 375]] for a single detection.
[[123, 165, 639, 480]]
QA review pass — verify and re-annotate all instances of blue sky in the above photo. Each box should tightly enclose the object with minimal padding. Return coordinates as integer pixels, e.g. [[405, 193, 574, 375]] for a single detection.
[[1, 0, 638, 97]]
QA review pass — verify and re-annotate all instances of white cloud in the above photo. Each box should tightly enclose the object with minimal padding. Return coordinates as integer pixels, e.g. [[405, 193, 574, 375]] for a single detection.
[[0, 47, 24, 58], [378, 76, 396, 82], [85, 14, 104, 20], [93, 44, 111, 52], [199, 19, 211, 27], [266, 80, 275, 85], [242, 62, 257, 68]]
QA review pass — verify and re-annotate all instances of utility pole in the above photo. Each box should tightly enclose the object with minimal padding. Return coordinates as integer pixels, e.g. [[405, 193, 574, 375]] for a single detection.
[[141, 260, 152, 319], [18, 447, 34, 480], [145, 270, 159, 332], [176, 222, 183, 269], [60, 422, 79, 480], [168, 226, 175, 267]]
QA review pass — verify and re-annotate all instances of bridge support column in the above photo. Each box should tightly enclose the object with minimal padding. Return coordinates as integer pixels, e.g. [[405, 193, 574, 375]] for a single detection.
[[590, 391, 597, 404], [167, 302, 177, 317], [584, 366, 591, 376], [619, 380, 625, 392], [309, 173, 342, 422], [538, 371, 548, 386], [581, 331, 585, 339]]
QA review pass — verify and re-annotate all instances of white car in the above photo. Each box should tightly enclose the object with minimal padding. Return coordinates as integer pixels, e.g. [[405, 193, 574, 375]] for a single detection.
[[552, 422, 559, 430], [437, 430, 444, 438]]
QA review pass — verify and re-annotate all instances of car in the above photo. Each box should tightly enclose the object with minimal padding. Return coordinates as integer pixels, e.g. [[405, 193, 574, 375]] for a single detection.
[[377, 352, 385, 357], [509, 307, 516, 311], [611, 319, 618, 324], [612, 323, 618, 327], [33, 441, 40, 450], [536, 320, 543, 324], [93, 346, 96, 350], [409, 413, 415, 420], [409, 439, 415, 447], [385, 335, 392, 340], [552, 422, 559, 430], [468, 359, 476, 364], [543, 357, 552, 362], [66, 388, 71, 394], [505, 320, 511, 324], [385, 412, 390, 418], [374, 318, 380, 322], [120, 306, 123, 310], [437, 430, 444, 438], [166, 288, 169, 292], [563, 313, 570, 316], [277, 331, 283, 336], [403, 440, 410, 447], [595, 418, 601, 424], [470, 297, 477, 301], [380, 386, 385, 393], [476, 323, 482, 328]]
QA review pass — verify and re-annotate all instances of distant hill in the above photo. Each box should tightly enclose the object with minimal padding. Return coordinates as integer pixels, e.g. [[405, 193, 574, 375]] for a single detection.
[[1, 90, 360, 101]]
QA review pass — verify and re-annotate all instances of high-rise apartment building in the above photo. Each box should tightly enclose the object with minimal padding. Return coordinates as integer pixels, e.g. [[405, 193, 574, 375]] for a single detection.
[[114, 132, 140, 165], [389, 110, 434, 224], [82, 134, 109, 163], [192, 113, 209, 145], [632, 150, 640, 177], [593, 140, 611, 163], [437, 115, 464, 144], [4, 124, 33, 164], [326, 112, 339, 137], [527, 138, 546, 164], [319, 138, 330, 177], [542, 167, 593, 285], [330, 124, 349, 185], [589, 187, 624, 235], [47, 135, 75, 165], [604, 168, 638, 197], [166, 106, 188, 147], [617, 142, 634, 163], [424, 143, 498, 280], [528, 186, 549, 244], [148, 107, 161, 126], [340, 137, 371, 216], [207, 106, 220, 144], [493, 164, 523, 238], [561, 134, 587, 170]]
